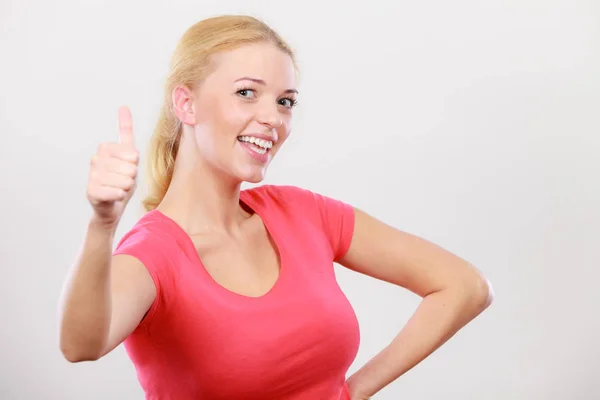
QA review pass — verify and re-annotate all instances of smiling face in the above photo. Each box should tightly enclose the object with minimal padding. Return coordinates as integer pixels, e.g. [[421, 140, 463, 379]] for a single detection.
[[179, 41, 298, 184]]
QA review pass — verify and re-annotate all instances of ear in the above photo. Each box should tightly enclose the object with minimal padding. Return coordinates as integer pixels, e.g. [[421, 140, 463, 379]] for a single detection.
[[172, 85, 196, 126]]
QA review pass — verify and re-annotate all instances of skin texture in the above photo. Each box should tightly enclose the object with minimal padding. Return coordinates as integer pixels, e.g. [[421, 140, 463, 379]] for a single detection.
[[57, 41, 493, 400]]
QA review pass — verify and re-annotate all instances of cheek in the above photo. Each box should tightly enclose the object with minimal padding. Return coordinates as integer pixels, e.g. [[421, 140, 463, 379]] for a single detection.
[[281, 119, 293, 140], [196, 98, 250, 139], [274, 125, 292, 151], [218, 99, 254, 134]]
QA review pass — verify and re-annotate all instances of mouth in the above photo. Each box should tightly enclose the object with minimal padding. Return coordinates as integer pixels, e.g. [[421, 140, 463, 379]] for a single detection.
[[237, 135, 274, 155]]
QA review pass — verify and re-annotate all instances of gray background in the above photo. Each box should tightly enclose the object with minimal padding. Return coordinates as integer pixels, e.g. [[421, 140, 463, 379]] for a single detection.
[[1, 0, 598, 399]]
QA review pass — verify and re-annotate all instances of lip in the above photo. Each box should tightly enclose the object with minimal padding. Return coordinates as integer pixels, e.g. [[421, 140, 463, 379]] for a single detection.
[[238, 140, 271, 164]]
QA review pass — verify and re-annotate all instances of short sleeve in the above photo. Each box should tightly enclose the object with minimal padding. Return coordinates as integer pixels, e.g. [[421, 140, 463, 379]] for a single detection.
[[112, 221, 173, 326], [269, 185, 356, 261], [311, 191, 355, 261]]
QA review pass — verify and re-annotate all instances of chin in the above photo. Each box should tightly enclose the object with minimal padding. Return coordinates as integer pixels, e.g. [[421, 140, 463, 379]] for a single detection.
[[244, 176, 266, 184], [235, 166, 268, 184], [244, 171, 267, 184]]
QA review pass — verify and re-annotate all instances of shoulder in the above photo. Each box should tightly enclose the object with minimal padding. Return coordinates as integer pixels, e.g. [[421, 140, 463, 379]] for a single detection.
[[114, 210, 169, 251], [241, 184, 325, 211], [113, 210, 181, 272], [242, 183, 354, 214], [243, 184, 356, 260]]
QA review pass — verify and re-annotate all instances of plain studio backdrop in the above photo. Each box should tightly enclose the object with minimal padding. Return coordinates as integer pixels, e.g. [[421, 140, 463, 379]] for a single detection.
[[1, 0, 598, 399]]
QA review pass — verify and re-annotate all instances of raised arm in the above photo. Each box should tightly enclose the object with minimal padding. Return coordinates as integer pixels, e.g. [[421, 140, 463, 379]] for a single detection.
[[57, 107, 156, 362]]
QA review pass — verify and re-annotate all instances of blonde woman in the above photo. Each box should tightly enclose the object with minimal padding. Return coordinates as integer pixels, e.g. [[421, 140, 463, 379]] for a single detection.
[[58, 15, 493, 400]]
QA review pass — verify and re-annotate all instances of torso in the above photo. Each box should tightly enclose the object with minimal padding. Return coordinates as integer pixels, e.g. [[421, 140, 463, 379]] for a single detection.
[[113, 185, 359, 400]]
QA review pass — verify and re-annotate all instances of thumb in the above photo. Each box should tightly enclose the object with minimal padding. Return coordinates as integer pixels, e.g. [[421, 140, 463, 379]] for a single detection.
[[118, 106, 135, 148]]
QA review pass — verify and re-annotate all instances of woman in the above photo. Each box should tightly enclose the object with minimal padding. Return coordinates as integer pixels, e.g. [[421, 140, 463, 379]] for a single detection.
[[58, 15, 493, 400]]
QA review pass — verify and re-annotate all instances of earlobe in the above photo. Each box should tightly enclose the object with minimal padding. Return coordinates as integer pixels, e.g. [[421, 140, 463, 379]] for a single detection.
[[172, 85, 196, 126]]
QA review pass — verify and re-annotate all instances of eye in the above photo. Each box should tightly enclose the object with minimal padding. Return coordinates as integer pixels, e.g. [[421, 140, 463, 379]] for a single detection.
[[236, 88, 256, 99], [278, 97, 298, 109]]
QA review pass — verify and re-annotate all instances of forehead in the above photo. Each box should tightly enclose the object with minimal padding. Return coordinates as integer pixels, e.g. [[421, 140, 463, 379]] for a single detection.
[[209, 42, 296, 87]]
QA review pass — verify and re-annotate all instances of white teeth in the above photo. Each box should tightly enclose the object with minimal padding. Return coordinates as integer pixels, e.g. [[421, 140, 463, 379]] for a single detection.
[[238, 135, 273, 150]]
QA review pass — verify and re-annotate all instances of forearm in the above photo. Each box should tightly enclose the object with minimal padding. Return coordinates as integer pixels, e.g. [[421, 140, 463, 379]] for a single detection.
[[58, 217, 116, 361], [346, 281, 492, 398]]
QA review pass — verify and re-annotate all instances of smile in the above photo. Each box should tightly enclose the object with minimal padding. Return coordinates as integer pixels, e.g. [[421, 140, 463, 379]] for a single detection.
[[237, 135, 273, 155]]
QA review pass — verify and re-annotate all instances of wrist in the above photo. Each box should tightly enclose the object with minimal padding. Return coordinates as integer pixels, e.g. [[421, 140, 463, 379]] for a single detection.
[[88, 215, 119, 237]]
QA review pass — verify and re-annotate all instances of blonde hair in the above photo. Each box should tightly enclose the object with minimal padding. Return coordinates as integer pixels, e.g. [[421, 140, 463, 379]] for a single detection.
[[141, 15, 296, 212]]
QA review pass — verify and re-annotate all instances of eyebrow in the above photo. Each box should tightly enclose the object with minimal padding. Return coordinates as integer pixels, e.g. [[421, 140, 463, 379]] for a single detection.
[[234, 76, 298, 94]]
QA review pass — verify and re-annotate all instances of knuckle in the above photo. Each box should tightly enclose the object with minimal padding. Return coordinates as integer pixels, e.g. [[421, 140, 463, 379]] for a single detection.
[[125, 177, 136, 189], [123, 148, 140, 163], [87, 186, 100, 200]]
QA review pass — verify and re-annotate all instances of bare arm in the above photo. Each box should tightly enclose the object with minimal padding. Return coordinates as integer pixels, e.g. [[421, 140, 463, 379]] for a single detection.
[[58, 106, 155, 362], [340, 208, 494, 399], [58, 217, 156, 362]]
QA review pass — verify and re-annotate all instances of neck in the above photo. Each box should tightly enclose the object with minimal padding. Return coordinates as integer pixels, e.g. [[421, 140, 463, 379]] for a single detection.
[[157, 142, 248, 235]]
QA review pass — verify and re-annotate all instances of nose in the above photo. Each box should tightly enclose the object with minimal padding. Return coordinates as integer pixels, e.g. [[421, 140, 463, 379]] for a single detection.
[[257, 102, 283, 129]]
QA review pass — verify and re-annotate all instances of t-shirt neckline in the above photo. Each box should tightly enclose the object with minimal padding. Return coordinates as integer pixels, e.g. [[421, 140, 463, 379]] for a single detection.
[[147, 189, 286, 302]]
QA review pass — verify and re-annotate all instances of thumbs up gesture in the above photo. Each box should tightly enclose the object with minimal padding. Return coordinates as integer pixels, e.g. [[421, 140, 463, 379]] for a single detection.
[[86, 106, 139, 228]]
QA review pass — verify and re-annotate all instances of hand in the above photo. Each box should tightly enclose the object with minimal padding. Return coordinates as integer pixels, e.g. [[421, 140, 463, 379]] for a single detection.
[[86, 106, 139, 228]]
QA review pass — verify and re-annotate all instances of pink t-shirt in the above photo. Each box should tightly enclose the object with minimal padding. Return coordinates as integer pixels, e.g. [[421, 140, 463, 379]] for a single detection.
[[113, 185, 360, 400]]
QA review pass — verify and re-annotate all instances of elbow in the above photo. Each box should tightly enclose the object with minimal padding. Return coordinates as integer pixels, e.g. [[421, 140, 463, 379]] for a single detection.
[[441, 265, 494, 314], [476, 277, 494, 310], [464, 270, 494, 312], [60, 345, 101, 363], [61, 352, 90, 364], [59, 335, 103, 363], [58, 316, 107, 363]]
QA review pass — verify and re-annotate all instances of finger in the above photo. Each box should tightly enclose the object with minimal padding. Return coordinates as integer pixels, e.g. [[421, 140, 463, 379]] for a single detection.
[[96, 157, 138, 177], [99, 172, 136, 191], [118, 106, 135, 148], [88, 186, 126, 203], [96, 143, 139, 163]]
